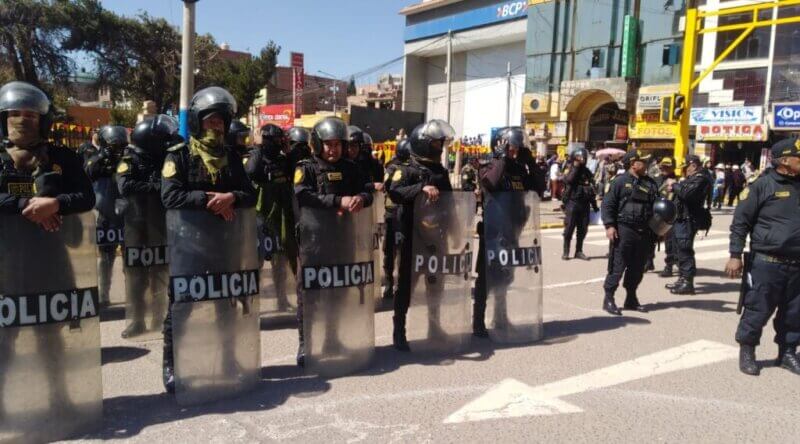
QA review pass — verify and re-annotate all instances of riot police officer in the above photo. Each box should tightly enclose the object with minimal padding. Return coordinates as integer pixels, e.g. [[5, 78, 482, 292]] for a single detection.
[[347, 126, 385, 190], [226, 120, 251, 159], [387, 119, 456, 351], [77, 129, 100, 163], [460, 157, 478, 192], [287, 126, 312, 173], [0, 81, 95, 421], [86, 125, 128, 307], [116, 115, 181, 339], [653, 157, 677, 277], [246, 124, 297, 310], [293, 117, 373, 366], [601, 150, 658, 315], [727, 138, 800, 376], [473, 127, 534, 337], [666, 155, 712, 295], [381, 139, 412, 300], [561, 148, 598, 261], [160, 86, 256, 392]]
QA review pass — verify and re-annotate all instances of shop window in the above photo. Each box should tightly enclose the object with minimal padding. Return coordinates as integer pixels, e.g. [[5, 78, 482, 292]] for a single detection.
[[770, 64, 800, 104], [591, 49, 603, 68], [715, 10, 771, 61]]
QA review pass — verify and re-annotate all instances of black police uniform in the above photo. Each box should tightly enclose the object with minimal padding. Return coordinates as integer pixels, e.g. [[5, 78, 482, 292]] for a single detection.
[[731, 161, 800, 374], [382, 154, 411, 299], [460, 163, 477, 191], [601, 170, 658, 313], [293, 155, 373, 358], [159, 140, 256, 379], [246, 143, 297, 308], [355, 152, 385, 188], [653, 171, 677, 275], [387, 155, 453, 346], [562, 165, 597, 259], [669, 167, 712, 294], [473, 156, 531, 335]]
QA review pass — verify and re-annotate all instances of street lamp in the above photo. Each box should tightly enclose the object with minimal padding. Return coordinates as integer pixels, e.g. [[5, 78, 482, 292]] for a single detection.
[[318, 70, 339, 114]]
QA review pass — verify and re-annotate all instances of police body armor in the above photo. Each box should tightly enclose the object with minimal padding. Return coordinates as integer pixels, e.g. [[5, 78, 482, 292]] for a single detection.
[[297, 206, 374, 377], [408, 191, 476, 352], [482, 191, 543, 343], [122, 193, 169, 340], [166, 208, 260, 406], [618, 177, 656, 227], [0, 213, 102, 442]]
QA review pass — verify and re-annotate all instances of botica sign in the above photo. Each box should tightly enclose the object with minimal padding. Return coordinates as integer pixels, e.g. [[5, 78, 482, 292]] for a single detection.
[[695, 124, 768, 142], [689, 106, 763, 126]]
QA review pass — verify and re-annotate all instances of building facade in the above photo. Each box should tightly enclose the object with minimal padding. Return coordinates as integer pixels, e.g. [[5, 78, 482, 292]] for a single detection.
[[401, 0, 529, 142]]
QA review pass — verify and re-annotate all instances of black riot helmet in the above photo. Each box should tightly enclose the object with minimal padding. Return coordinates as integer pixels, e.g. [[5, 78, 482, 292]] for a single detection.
[[395, 138, 411, 162], [0, 81, 53, 139], [496, 126, 529, 158], [188, 86, 237, 137], [260, 123, 286, 156], [362, 133, 374, 152], [98, 125, 129, 149], [131, 114, 181, 156], [648, 198, 677, 237], [311, 117, 349, 156], [226, 120, 250, 146], [409, 119, 456, 160], [288, 126, 311, 145], [570, 147, 589, 163], [347, 125, 365, 146]]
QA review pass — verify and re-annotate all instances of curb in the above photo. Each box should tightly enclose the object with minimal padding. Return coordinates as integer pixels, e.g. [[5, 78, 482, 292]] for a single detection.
[[540, 222, 564, 229]]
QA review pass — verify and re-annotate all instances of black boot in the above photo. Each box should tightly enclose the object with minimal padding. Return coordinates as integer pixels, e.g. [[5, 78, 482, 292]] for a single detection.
[[121, 320, 146, 339], [603, 296, 622, 316], [659, 265, 673, 278], [670, 277, 696, 295], [739, 344, 759, 376], [623, 293, 647, 313], [472, 314, 489, 339], [163, 365, 175, 393], [776, 346, 800, 375], [296, 343, 305, 368], [562, 240, 571, 261], [574, 252, 589, 261], [665, 277, 685, 290], [645, 259, 655, 272], [393, 315, 410, 352]]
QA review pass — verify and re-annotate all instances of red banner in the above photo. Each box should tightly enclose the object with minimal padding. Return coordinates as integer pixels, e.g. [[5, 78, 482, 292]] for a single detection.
[[258, 104, 294, 130], [291, 52, 304, 118]]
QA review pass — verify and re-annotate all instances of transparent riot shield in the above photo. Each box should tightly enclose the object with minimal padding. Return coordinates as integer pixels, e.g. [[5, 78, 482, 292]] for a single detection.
[[373, 191, 386, 298], [167, 209, 261, 406], [0, 213, 102, 443], [297, 207, 375, 377], [408, 191, 476, 353], [257, 217, 297, 322], [93, 177, 125, 307], [122, 193, 169, 341], [482, 191, 543, 344]]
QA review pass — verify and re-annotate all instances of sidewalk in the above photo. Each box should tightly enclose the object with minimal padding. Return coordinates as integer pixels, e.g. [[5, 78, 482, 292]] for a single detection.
[[539, 198, 566, 229]]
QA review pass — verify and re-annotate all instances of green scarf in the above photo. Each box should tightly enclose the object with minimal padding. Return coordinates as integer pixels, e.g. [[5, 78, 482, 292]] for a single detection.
[[189, 130, 228, 184]]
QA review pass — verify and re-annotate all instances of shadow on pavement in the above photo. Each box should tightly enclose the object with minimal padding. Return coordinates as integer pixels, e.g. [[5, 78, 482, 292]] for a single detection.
[[693, 282, 740, 296], [100, 305, 126, 322], [259, 315, 297, 332], [101, 346, 150, 365], [88, 369, 331, 440], [541, 316, 650, 341], [647, 298, 736, 313]]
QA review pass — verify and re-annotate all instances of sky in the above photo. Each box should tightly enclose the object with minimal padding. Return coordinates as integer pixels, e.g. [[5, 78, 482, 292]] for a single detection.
[[99, 0, 412, 85]]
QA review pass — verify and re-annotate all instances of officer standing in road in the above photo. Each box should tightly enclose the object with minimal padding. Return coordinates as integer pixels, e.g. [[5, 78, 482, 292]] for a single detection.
[[460, 157, 478, 192], [160, 86, 256, 392], [381, 139, 412, 300], [286, 126, 312, 173], [386, 119, 456, 351], [726, 138, 800, 376], [85, 125, 128, 307], [246, 123, 298, 310], [561, 148, 597, 261], [473, 127, 534, 337], [226, 120, 251, 159], [601, 150, 658, 315], [666, 155, 712, 295], [347, 126, 384, 191], [653, 157, 678, 276], [293, 116, 373, 366]]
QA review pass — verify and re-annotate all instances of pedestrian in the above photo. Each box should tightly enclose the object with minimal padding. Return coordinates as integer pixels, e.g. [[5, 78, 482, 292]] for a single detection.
[[561, 147, 597, 261], [726, 138, 800, 376], [728, 165, 746, 206], [712, 164, 725, 209], [600, 150, 658, 315], [460, 156, 478, 192], [549, 157, 562, 200], [665, 155, 712, 295]]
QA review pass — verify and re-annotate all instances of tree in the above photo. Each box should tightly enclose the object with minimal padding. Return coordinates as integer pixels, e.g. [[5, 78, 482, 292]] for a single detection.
[[347, 76, 357, 95]]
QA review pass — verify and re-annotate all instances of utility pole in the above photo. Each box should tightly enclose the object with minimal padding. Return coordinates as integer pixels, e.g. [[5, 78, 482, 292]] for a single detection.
[[505, 61, 512, 126], [318, 70, 339, 114], [443, 30, 453, 168], [674, 5, 697, 166], [178, 0, 198, 140]]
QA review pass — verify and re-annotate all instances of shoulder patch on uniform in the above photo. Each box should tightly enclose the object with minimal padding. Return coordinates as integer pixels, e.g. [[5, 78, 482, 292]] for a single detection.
[[775, 190, 791, 198], [739, 187, 750, 201], [117, 161, 130, 174], [624, 183, 632, 188], [167, 142, 186, 153], [294, 167, 304, 185], [392, 169, 403, 182], [162, 160, 177, 178]]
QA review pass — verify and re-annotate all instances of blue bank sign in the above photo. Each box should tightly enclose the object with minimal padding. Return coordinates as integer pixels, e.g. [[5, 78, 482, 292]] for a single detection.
[[773, 103, 800, 130], [404, 1, 528, 42]]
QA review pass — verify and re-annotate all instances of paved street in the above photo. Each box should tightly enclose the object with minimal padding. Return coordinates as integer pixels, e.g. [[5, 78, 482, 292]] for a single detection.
[[67, 209, 800, 443]]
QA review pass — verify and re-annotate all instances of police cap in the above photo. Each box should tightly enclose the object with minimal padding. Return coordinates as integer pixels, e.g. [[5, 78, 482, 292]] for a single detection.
[[771, 138, 800, 160]]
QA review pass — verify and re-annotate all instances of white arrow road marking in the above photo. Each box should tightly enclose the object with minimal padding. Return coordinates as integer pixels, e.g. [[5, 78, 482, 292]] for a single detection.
[[443, 340, 738, 424]]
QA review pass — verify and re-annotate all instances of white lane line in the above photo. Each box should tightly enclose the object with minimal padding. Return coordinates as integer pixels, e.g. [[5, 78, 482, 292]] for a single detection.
[[584, 237, 732, 248], [443, 340, 738, 423], [544, 277, 605, 289]]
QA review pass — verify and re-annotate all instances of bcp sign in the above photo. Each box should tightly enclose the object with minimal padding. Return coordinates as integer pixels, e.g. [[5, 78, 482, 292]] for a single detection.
[[497, 1, 527, 18], [773, 103, 800, 130]]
